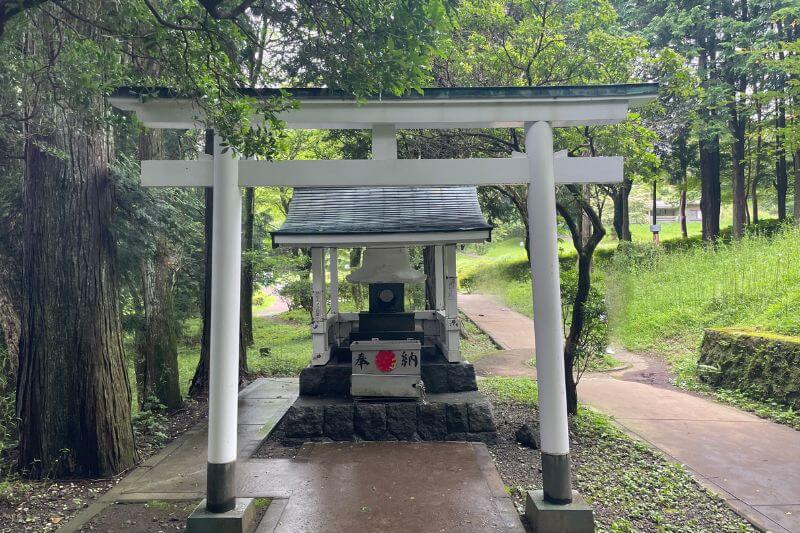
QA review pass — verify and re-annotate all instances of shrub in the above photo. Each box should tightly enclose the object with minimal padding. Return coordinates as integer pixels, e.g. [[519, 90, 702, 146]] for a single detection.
[[560, 268, 609, 378], [278, 279, 313, 315]]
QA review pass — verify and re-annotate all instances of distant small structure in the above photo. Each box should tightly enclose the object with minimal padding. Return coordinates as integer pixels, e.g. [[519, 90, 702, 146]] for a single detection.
[[649, 199, 702, 224]]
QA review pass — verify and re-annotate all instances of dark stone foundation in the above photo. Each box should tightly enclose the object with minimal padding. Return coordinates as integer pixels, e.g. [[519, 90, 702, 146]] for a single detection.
[[285, 345, 497, 442], [274, 391, 498, 443]]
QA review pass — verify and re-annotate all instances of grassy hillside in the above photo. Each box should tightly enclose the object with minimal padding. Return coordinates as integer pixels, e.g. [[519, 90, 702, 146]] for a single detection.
[[607, 224, 800, 356]]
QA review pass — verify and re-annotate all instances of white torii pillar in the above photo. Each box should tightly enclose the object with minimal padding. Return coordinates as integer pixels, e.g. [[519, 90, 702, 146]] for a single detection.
[[206, 132, 242, 512], [526, 121, 573, 504]]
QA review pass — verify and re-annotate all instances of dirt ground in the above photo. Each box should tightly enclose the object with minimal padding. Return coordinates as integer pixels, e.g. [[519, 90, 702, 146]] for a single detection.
[[0, 399, 208, 533], [484, 391, 755, 532]]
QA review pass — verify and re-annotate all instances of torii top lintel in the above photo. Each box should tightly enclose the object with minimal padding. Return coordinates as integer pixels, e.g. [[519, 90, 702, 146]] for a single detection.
[[108, 83, 658, 130]]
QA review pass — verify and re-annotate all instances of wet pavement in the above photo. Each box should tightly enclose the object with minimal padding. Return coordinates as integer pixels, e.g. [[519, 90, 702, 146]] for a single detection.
[[63, 377, 525, 533], [460, 292, 800, 533], [249, 442, 523, 532]]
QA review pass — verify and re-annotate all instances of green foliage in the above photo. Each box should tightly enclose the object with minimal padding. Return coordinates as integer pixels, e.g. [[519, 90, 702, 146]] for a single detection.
[[607, 223, 800, 356], [277, 279, 313, 316], [560, 268, 610, 375]]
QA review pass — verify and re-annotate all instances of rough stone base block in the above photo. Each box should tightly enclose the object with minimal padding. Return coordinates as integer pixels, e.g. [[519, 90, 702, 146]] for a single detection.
[[275, 391, 497, 442], [187, 498, 255, 533], [525, 490, 594, 533]]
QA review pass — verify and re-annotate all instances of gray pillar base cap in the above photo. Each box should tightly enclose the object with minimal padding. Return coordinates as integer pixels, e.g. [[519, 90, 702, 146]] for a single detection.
[[207, 461, 236, 512], [187, 498, 255, 533], [524, 490, 595, 533], [542, 452, 573, 503]]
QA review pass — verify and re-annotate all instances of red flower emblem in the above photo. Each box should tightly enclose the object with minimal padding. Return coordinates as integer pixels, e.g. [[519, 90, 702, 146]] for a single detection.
[[374, 350, 397, 373]]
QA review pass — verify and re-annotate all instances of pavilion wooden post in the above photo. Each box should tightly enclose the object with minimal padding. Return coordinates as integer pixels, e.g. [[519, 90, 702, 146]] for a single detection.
[[443, 244, 461, 362], [329, 248, 339, 314], [525, 121, 573, 504], [434, 245, 445, 311], [207, 132, 242, 513], [311, 247, 329, 365]]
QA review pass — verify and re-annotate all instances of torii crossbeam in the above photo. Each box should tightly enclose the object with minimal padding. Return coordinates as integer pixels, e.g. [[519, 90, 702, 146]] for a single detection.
[[109, 83, 657, 527]]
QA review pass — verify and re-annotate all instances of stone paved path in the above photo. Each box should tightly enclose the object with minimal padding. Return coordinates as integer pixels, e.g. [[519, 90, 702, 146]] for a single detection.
[[63, 377, 523, 533], [460, 292, 800, 533]]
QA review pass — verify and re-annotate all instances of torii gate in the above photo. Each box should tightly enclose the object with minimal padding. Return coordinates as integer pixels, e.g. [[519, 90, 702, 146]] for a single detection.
[[110, 84, 657, 525]]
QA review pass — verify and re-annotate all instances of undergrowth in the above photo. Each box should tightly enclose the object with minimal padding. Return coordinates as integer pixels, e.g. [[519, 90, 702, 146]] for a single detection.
[[479, 376, 752, 532]]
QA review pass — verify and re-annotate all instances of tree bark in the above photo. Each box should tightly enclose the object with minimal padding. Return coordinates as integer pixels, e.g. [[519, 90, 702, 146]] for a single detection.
[[793, 149, 800, 224], [189, 133, 215, 398], [612, 178, 632, 241], [134, 129, 182, 411], [729, 83, 747, 240], [556, 186, 605, 416], [423, 246, 435, 310], [135, 237, 182, 411], [753, 103, 762, 224], [699, 134, 721, 241], [241, 187, 255, 347], [679, 188, 688, 239], [17, 110, 137, 477], [776, 22, 788, 221]]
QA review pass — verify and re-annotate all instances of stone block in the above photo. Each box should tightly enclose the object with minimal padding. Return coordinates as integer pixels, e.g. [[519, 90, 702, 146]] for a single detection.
[[299, 366, 325, 396], [323, 404, 354, 440], [445, 432, 468, 441], [284, 405, 324, 438], [524, 490, 594, 532], [323, 365, 352, 396], [421, 364, 448, 393], [418, 403, 447, 440], [187, 498, 255, 533], [446, 403, 469, 433], [355, 403, 387, 440], [387, 402, 418, 440], [448, 363, 478, 392], [468, 402, 496, 433]]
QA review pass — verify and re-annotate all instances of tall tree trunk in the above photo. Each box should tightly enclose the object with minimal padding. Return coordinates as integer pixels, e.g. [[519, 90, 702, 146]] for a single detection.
[[423, 246, 435, 309], [698, 42, 721, 241], [241, 187, 255, 347], [135, 129, 182, 411], [776, 21, 788, 221], [17, 110, 137, 478], [699, 134, 721, 241], [612, 178, 632, 241], [135, 238, 182, 411], [679, 188, 688, 239], [753, 103, 762, 224], [189, 133, 215, 398], [776, 100, 788, 221], [794, 149, 800, 224], [730, 85, 747, 240]]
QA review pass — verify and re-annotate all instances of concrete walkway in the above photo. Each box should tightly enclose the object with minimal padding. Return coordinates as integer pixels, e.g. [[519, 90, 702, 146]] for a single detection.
[[64, 377, 523, 532], [460, 292, 800, 533]]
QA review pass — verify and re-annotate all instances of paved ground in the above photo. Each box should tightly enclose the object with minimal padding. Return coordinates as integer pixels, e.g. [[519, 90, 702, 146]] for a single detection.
[[255, 286, 290, 317], [460, 292, 800, 533], [63, 377, 523, 533]]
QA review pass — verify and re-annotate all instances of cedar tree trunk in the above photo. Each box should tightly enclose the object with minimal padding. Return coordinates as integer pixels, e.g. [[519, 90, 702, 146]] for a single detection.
[[17, 113, 137, 477]]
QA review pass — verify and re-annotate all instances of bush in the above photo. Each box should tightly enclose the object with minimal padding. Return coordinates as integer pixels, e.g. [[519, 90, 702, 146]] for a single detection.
[[278, 279, 313, 315], [560, 268, 609, 377]]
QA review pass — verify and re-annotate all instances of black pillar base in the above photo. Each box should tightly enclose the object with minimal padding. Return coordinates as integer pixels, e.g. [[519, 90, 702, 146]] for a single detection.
[[542, 452, 573, 504], [206, 461, 236, 513]]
